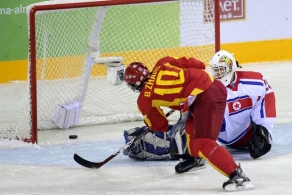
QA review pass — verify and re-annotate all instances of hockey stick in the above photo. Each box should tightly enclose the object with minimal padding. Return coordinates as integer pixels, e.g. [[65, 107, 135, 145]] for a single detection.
[[74, 109, 176, 169]]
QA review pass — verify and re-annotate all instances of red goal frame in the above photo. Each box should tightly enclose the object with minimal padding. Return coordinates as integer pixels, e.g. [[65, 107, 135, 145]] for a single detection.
[[27, 0, 220, 143]]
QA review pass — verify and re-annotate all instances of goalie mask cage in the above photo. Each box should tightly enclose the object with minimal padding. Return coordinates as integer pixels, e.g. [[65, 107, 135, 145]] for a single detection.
[[0, 0, 220, 143]]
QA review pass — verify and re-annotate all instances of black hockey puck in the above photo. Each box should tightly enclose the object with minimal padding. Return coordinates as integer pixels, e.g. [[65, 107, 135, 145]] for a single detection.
[[69, 135, 78, 139]]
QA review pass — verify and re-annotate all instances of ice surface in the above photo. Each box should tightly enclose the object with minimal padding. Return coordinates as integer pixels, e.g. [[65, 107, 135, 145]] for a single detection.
[[1, 61, 292, 195]]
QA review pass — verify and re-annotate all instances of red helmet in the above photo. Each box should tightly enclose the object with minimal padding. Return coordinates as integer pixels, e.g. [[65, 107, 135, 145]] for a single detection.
[[124, 62, 150, 92]]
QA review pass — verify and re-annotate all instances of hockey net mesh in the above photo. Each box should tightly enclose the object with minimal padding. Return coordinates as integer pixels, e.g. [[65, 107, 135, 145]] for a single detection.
[[0, 0, 217, 142]]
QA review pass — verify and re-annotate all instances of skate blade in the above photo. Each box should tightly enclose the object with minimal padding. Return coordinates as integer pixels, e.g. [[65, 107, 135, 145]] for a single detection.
[[175, 164, 206, 174], [189, 164, 206, 172], [224, 181, 254, 191]]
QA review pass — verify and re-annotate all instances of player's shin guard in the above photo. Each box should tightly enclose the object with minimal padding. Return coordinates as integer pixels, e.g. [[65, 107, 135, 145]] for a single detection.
[[193, 138, 238, 177]]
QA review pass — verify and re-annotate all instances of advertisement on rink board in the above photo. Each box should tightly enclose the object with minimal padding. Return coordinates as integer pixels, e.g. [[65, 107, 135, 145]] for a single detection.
[[218, 0, 245, 21], [205, 0, 245, 22]]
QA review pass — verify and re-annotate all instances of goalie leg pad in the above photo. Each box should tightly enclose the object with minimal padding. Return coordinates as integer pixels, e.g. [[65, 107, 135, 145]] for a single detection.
[[123, 113, 189, 161], [123, 127, 171, 160], [168, 112, 188, 159]]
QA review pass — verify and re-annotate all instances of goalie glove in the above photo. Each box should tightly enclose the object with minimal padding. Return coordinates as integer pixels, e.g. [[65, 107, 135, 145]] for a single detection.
[[248, 123, 272, 159]]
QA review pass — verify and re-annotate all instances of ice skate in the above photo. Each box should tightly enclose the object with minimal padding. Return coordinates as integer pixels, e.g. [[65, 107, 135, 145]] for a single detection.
[[223, 164, 254, 191], [175, 157, 206, 174]]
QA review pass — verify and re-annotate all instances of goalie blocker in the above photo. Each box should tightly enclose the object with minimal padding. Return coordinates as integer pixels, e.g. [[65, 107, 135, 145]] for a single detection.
[[123, 113, 188, 160]]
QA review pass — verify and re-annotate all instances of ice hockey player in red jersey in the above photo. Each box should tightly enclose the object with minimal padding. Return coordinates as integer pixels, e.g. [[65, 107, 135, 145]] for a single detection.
[[210, 50, 276, 159], [123, 56, 254, 191]]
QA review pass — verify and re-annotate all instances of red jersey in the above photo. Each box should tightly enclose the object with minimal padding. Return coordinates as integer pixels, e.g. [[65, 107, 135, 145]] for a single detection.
[[137, 56, 214, 132]]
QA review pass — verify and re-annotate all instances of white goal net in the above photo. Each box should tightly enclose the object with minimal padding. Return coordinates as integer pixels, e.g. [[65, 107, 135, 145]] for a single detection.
[[0, 0, 220, 143]]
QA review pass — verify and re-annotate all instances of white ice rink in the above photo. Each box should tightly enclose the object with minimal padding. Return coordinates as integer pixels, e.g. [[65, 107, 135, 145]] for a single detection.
[[1, 61, 292, 195]]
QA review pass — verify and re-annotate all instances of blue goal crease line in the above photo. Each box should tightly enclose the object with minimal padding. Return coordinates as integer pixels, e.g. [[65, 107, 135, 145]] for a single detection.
[[0, 124, 291, 167]]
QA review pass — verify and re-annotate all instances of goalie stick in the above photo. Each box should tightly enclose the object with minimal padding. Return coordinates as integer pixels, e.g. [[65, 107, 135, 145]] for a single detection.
[[74, 109, 176, 169]]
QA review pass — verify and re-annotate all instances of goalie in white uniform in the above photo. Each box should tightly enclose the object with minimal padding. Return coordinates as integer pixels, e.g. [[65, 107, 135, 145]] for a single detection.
[[210, 50, 276, 159], [123, 50, 276, 160]]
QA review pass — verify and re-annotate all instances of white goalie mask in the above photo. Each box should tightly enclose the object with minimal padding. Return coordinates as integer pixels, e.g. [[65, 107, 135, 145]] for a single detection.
[[210, 50, 237, 86]]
